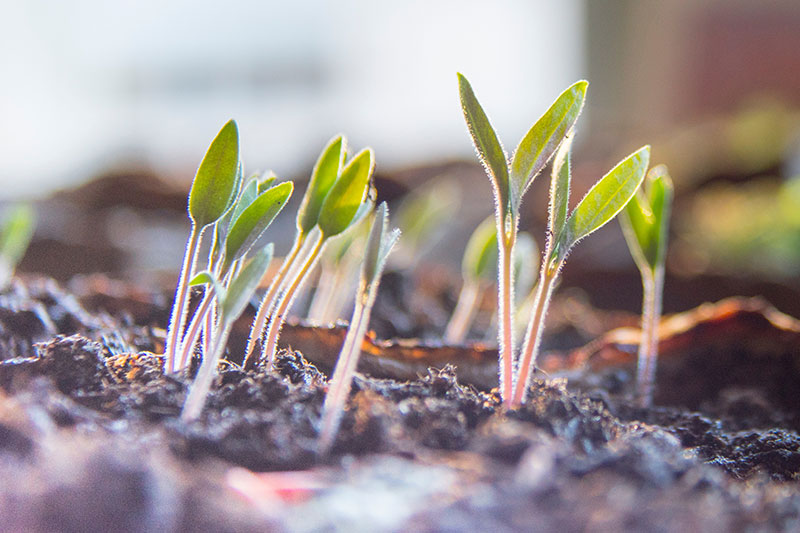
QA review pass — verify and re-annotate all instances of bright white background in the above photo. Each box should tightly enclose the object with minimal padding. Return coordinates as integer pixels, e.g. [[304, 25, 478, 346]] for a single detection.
[[0, 1, 584, 198]]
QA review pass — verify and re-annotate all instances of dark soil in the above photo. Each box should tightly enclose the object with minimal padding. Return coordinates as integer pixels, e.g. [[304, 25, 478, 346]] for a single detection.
[[1, 275, 799, 532]]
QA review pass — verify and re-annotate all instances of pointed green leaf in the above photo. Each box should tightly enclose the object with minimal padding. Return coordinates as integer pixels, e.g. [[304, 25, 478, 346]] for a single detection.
[[457, 73, 510, 214], [0, 205, 35, 269], [189, 270, 226, 305], [221, 246, 273, 322], [509, 81, 587, 212], [563, 146, 650, 250], [362, 203, 400, 289], [318, 148, 374, 238], [298, 135, 346, 234], [230, 177, 260, 225], [189, 120, 241, 228], [258, 171, 278, 193], [548, 134, 573, 241], [462, 216, 498, 281], [224, 182, 293, 268], [621, 165, 672, 270]]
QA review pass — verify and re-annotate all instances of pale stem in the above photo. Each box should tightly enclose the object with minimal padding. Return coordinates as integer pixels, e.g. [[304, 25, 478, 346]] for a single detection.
[[165, 225, 202, 374], [176, 292, 214, 371], [497, 233, 516, 406], [243, 235, 305, 368], [306, 265, 337, 323], [181, 323, 232, 422], [513, 260, 558, 407], [318, 295, 367, 455], [444, 278, 483, 344], [261, 235, 325, 370], [636, 265, 663, 408]]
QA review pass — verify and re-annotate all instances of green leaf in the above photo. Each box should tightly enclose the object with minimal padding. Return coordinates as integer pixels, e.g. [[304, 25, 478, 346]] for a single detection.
[[189, 120, 241, 228], [462, 216, 498, 281], [258, 171, 278, 193], [189, 270, 226, 305], [318, 148, 374, 238], [548, 134, 573, 242], [221, 245, 273, 322], [230, 176, 260, 226], [620, 165, 673, 270], [362, 202, 400, 289], [563, 145, 651, 250], [298, 135, 345, 234], [0, 205, 35, 269], [509, 80, 587, 212], [457, 73, 510, 214], [224, 182, 293, 268]]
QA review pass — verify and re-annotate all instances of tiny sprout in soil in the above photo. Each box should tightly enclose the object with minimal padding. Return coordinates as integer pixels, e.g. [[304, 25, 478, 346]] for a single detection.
[[458, 73, 650, 407], [318, 201, 400, 454], [0, 204, 35, 289], [619, 165, 673, 407]]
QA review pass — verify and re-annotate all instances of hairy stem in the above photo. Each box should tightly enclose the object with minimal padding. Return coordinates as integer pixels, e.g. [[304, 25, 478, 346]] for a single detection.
[[243, 234, 305, 368], [636, 266, 663, 407], [444, 279, 483, 344], [180, 323, 232, 422], [513, 258, 558, 407], [176, 291, 214, 371], [497, 231, 516, 406], [165, 226, 201, 373], [261, 235, 325, 369]]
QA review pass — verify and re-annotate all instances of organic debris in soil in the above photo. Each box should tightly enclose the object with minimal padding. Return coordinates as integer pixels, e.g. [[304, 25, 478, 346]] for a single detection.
[[1, 276, 800, 530]]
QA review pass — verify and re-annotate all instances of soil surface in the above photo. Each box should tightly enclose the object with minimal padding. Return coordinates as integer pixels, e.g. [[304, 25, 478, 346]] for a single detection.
[[1, 275, 799, 532]]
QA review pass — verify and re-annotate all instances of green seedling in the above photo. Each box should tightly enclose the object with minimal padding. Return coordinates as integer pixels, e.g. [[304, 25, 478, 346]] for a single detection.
[[246, 138, 376, 370], [393, 178, 460, 268], [458, 73, 587, 406], [513, 138, 651, 406], [165, 120, 241, 373], [307, 211, 371, 324], [619, 165, 673, 408], [181, 246, 273, 422], [445, 216, 497, 343], [318, 202, 400, 455], [175, 179, 293, 370], [0, 205, 35, 289]]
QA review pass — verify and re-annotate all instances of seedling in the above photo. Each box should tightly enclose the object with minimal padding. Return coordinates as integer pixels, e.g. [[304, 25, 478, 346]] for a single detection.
[[245, 137, 376, 370], [164, 120, 241, 373], [318, 202, 400, 455], [175, 178, 294, 370], [458, 73, 587, 406], [513, 138, 651, 405], [0, 205, 35, 289], [444, 216, 497, 343], [619, 165, 673, 407], [181, 247, 274, 421]]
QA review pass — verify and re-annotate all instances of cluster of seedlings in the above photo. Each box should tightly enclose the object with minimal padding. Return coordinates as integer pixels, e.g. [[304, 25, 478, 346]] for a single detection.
[[94, 73, 674, 451]]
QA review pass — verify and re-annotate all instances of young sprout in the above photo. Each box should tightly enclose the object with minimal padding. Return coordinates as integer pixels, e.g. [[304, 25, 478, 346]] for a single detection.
[[619, 165, 673, 408], [181, 246, 273, 422], [244, 136, 346, 367], [318, 202, 400, 455], [444, 216, 497, 344], [306, 212, 371, 324], [458, 73, 587, 406], [253, 144, 376, 370], [164, 120, 241, 374], [513, 138, 651, 407], [0, 205, 35, 289], [175, 179, 294, 370]]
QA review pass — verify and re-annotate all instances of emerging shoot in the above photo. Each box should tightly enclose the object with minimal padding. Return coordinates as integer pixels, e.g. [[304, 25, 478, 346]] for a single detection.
[[513, 139, 651, 407], [619, 165, 673, 408], [458, 73, 587, 406], [0, 205, 35, 289], [164, 120, 240, 374], [318, 202, 400, 455]]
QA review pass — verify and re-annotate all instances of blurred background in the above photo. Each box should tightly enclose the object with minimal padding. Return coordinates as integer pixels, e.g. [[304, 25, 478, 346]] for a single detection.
[[2, 0, 800, 321]]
